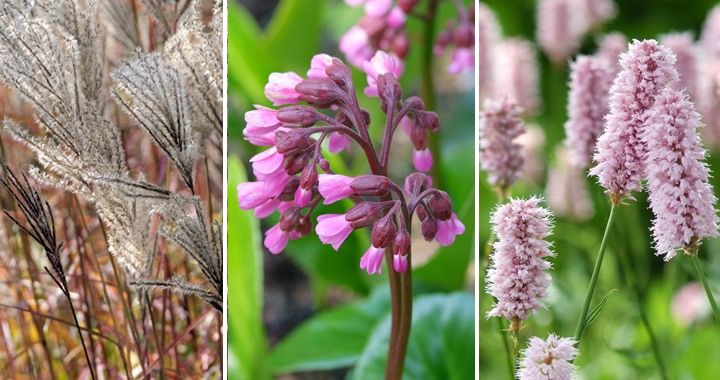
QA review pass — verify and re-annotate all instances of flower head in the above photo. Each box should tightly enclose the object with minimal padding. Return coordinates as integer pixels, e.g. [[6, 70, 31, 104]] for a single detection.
[[537, 0, 585, 65], [494, 38, 540, 116], [363, 51, 404, 97], [518, 334, 578, 380], [643, 88, 718, 260], [318, 174, 356, 204], [245, 105, 282, 136], [486, 197, 554, 321], [447, 47, 474, 75], [316, 214, 355, 251], [360, 245, 385, 274], [476, 3, 500, 97], [435, 213, 465, 246], [479, 96, 526, 190], [340, 26, 374, 68], [590, 39, 679, 203], [265, 72, 304, 106], [307, 54, 337, 79], [660, 32, 697, 100], [412, 148, 433, 172]]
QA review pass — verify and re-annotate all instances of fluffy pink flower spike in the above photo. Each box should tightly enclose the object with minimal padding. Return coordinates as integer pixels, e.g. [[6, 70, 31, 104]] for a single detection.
[[517, 334, 578, 380], [479, 96, 526, 195], [486, 197, 554, 327], [643, 88, 719, 260], [590, 39, 679, 204]]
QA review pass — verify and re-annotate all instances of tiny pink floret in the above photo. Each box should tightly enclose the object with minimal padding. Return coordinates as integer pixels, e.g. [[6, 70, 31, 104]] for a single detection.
[[412, 148, 433, 172], [265, 72, 304, 106], [318, 174, 356, 204], [360, 245, 385, 274], [363, 51, 404, 97], [435, 213, 465, 246], [316, 214, 355, 251]]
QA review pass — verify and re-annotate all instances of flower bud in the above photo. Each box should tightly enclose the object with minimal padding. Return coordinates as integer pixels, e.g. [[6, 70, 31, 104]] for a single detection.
[[377, 73, 402, 113], [416, 204, 428, 221], [411, 124, 428, 150], [421, 216, 438, 241], [296, 78, 345, 106], [404, 96, 425, 111], [276, 105, 321, 128], [295, 217, 313, 238], [318, 158, 330, 172], [336, 109, 372, 128], [405, 172, 430, 195], [454, 23, 474, 48], [284, 151, 312, 176], [393, 230, 411, 257], [392, 32, 410, 59], [350, 175, 395, 197], [345, 201, 385, 229], [325, 58, 353, 88], [300, 163, 318, 190], [428, 191, 453, 220], [279, 205, 302, 232], [371, 216, 396, 248], [276, 129, 312, 156], [416, 110, 439, 132], [435, 29, 452, 49], [278, 176, 300, 201], [359, 15, 387, 40]]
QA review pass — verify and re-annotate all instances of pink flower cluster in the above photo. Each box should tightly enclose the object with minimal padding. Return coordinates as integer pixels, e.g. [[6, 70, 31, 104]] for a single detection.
[[486, 197, 554, 321], [643, 89, 718, 260], [237, 52, 462, 275], [564, 55, 614, 168], [476, 3, 500, 97], [433, 2, 475, 75], [340, 0, 411, 67], [479, 96, 525, 191], [493, 38, 540, 116], [659, 32, 697, 100], [590, 39, 679, 203], [517, 334, 578, 380]]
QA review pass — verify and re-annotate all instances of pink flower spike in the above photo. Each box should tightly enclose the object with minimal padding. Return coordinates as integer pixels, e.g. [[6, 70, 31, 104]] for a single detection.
[[412, 148, 433, 172], [318, 174, 356, 204], [386, 6, 407, 29], [316, 214, 355, 250], [360, 245, 385, 274], [340, 26, 374, 68], [307, 54, 336, 79], [295, 186, 313, 208], [328, 132, 352, 153], [435, 213, 465, 246], [264, 224, 290, 254], [250, 147, 285, 176], [518, 334, 578, 380], [643, 88, 719, 260], [494, 38, 540, 116], [536, 0, 585, 65], [363, 51, 404, 97], [447, 47, 475, 75], [245, 105, 282, 136], [265, 72, 304, 106], [364, 0, 392, 17], [590, 39, 679, 202], [660, 32, 697, 100], [479, 96, 526, 189], [486, 197, 554, 321], [254, 198, 282, 219], [393, 253, 408, 273], [237, 182, 272, 210]]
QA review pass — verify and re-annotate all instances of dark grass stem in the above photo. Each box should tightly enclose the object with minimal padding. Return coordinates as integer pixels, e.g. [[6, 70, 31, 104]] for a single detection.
[[691, 252, 720, 326], [145, 294, 167, 380], [67, 295, 97, 380], [572, 204, 618, 355], [497, 318, 515, 380]]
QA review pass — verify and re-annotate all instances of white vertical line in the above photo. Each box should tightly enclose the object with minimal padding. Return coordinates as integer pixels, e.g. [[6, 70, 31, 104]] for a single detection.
[[222, 0, 229, 377]]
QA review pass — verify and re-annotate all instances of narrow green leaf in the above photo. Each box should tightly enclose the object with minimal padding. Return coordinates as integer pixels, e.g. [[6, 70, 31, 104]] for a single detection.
[[585, 289, 617, 327]]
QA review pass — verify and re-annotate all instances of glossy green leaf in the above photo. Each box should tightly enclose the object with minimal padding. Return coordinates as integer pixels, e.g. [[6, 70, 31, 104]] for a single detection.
[[227, 156, 272, 380], [352, 292, 475, 380], [585, 289, 618, 327], [269, 287, 391, 373]]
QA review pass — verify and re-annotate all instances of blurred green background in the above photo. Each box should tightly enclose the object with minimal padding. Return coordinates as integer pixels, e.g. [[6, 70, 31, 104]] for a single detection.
[[227, 0, 475, 379], [478, 0, 720, 379]]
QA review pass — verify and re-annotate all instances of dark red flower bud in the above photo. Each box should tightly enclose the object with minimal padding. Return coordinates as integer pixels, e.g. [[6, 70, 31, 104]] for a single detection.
[[359, 15, 387, 39], [399, 0, 420, 13], [350, 175, 395, 197], [278, 176, 300, 201], [276, 106, 321, 128], [393, 230, 411, 257], [404, 96, 425, 111], [454, 23, 474, 48], [295, 217, 313, 237], [326, 58, 353, 89], [421, 216, 438, 241], [406, 172, 430, 195], [416, 204, 428, 221], [411, 124, 428, 150], [279, 206, 302, 232], [318, 158, 330, 172], [416, 110, 439, 132], [377, 73, 402, 113], [392, 32, 409, 59], [428, 191, 452, 220], [435, 29, 452, 48], [371, 216, 396, 248], [276, 129, 313, 156], [296, 78, 345, 106], [300, 163, 318, 191], [345, 201, 386, 229], [284, 151, 311, 176]]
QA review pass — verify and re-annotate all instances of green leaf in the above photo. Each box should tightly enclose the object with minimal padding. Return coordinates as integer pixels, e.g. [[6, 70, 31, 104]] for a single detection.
[[269, 287, 391, 373], [227, 156, 272, 380], [352, 292, 475, 380], [585, 289, 618, 327]]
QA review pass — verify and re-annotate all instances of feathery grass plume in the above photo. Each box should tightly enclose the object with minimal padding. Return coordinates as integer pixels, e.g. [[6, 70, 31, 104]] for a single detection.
[[564, 55, 614, 168], [546, 147, 594, 222], [100, 0, 141, 50], [700, 5, 720, 59], [643, 88, 718, 260], [660, 32, 698, 100], [494, 38, 540, 116], [486, 197, 554, 329], [595, 32, 627, 75], [477, 3, 500, 99], [164, 1, 223, 138], [479, 96, 526, 195], [583, 0, 617, 30], [536, 0, 585, 65], [112, 51, 199, 191], [589, 39, 679, 204], [139, 0, 193, 35], [517, 334, 578, 380]]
